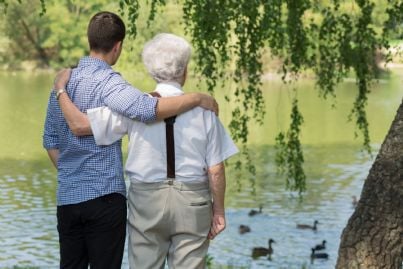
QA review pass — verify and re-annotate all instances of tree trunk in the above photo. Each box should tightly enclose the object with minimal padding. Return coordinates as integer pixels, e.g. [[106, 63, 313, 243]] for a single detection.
[[20, 19, 49, 67], [336, 99, 403, 269]]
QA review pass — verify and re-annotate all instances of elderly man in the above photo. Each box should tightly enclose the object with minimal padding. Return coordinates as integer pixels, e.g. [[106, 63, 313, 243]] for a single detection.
[[54, 33, 238, 269]]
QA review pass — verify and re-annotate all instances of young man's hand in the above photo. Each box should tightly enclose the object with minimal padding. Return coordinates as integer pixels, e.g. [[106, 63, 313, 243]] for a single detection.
[[197, 93, 219, 116], [53, 68, 72, 90]]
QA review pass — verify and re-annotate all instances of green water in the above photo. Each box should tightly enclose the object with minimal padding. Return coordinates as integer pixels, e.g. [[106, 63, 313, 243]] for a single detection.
[[0, 70, 401, 268]]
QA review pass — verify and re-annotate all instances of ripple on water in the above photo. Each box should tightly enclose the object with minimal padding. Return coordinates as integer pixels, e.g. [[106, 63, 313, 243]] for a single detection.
[[207, 159, 371, 269], [0, 173, 59, 268], [0, 153, 372, 268]]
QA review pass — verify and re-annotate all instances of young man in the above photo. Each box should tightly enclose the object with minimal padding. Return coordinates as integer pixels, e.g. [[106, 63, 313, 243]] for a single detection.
[[44, 12, 217, 269]]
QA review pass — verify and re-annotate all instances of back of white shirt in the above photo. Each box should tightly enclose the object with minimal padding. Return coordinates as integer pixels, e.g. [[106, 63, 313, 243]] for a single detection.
[[87, 83, 238, 183]]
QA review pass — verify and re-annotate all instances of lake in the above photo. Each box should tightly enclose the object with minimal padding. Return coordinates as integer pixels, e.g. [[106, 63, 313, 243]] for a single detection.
[[0, 69, 402, 269]]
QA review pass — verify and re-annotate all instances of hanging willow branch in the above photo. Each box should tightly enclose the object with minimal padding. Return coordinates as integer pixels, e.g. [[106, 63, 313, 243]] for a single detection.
[[315, 3, 350, 98], [348, 0, 377, 154], [382, 0, 403, 50], [283, 0, 312, 74], [146, 0, 165, 26], [183, 0, 233, 94], [275, 97, 306, 193], [118, 0, 140, 38], [183, 0, 271, 193]]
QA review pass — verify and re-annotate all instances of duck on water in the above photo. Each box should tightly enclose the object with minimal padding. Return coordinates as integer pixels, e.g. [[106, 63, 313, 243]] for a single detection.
[[313, 240, 326, 251], [252, 238, 275, 260], [310, 248, 329, 263], [297, 220, 319, 231], [248, 205, 263, 217], [239, 224, 251, 234]]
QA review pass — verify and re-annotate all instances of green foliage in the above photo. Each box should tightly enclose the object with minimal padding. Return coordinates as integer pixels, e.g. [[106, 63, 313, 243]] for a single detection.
[[0, 0, 44, 14], [0, 0, 8, 13], [119, 0, 140, 38], [284, 0, 313, 73], [147, 0, 165, 26], [1, 0, 52, 67], [314, 0, 381, 155], [383, 0, 403, 40], [182, 0, 232, 94], [179, 0, 394, 193], [382, 0, 403, 61], [348, 0, 376, 154], [39, 0, 46, 16], [0, 0, 118, 68], [315, 4, 350, 98], [275, 97, 306, 193], [261, 0, 285, 56], [206, 253, 214, 269]]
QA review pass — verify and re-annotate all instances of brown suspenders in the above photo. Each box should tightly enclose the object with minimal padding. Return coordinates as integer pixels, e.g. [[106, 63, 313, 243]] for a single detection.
[[150, 91, 177, 180], [164, 116, 177, 179]]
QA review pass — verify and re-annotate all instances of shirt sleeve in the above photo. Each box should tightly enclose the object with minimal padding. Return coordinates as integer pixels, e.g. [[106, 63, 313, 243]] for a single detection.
[[101, 73, 158, 123], [87, 106, 130, 146], [205, 111, 239, 167], [43, 92, 60, 150]]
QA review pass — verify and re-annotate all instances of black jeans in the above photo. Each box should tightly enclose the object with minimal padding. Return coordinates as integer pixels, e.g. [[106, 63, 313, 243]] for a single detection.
[[57, 193, 127, 269]]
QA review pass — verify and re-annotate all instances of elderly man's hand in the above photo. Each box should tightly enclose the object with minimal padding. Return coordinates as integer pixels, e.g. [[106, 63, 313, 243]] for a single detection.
[[198, 93, 219, 116], [208, 211, 226, 240], [53, 68, 72, 90]]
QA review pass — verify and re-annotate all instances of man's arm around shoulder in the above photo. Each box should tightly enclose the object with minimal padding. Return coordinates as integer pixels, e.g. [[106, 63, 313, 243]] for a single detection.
[[53, 69, 219, 136], [155, 93, 219, 120]]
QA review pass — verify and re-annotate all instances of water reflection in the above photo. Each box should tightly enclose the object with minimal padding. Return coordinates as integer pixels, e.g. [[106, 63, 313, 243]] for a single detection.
[[0, 159, 58, 268], [0, 145, 372, 268], [207, 145, 371, 269]]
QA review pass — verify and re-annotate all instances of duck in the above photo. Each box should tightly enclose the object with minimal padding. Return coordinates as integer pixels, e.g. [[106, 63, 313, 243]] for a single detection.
[[248, 205, 263, 217], [297, 220, 319, 231], [310, 248, 329, 259], [252, 238, 275, 260], [314, 240, 326, 251], [239, 224, 251, 234]]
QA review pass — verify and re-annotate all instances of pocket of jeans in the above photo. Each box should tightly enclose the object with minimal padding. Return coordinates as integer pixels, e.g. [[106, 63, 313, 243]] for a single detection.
[[190, 201, 209, 206], [183, 189, 211, 206], [180, 189, 212, 235]]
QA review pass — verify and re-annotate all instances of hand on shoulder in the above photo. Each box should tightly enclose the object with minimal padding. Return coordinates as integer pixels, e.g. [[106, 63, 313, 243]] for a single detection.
[[53, 68, 72, 90]]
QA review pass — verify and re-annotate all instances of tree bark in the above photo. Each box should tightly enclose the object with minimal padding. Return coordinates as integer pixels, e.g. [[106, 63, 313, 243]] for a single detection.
[[336, 99, 403, 269]]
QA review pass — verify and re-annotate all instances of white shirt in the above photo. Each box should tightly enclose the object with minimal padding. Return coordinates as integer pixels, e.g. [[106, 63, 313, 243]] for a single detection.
[[87, 82, 239, 183]]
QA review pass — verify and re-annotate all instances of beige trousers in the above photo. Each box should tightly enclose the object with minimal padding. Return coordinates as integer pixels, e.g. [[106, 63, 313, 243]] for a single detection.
[[127, 179, 212, 269]]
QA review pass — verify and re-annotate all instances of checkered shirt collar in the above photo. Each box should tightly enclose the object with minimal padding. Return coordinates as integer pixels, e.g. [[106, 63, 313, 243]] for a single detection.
[[78, 56, 112, 70]]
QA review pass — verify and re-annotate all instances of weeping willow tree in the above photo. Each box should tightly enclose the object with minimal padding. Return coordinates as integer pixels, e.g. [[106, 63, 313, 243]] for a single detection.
[[119, 0, 402, 196], [1, 0, 402, 267], [119, 0, 401, 196]]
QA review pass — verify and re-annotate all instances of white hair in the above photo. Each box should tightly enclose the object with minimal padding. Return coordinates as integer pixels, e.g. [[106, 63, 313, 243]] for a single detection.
[[142, 33, 191, 84]]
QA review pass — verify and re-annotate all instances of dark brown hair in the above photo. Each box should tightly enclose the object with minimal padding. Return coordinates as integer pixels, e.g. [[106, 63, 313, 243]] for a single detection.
[[87, 11, 126, 53]]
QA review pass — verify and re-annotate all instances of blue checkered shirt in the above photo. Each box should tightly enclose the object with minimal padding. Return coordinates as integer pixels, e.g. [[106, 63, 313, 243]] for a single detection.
[[43, 56, 158, 206]]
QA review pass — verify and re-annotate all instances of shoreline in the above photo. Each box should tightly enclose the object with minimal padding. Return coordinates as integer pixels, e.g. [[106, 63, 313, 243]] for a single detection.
[[1, 61, 402, 81]]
